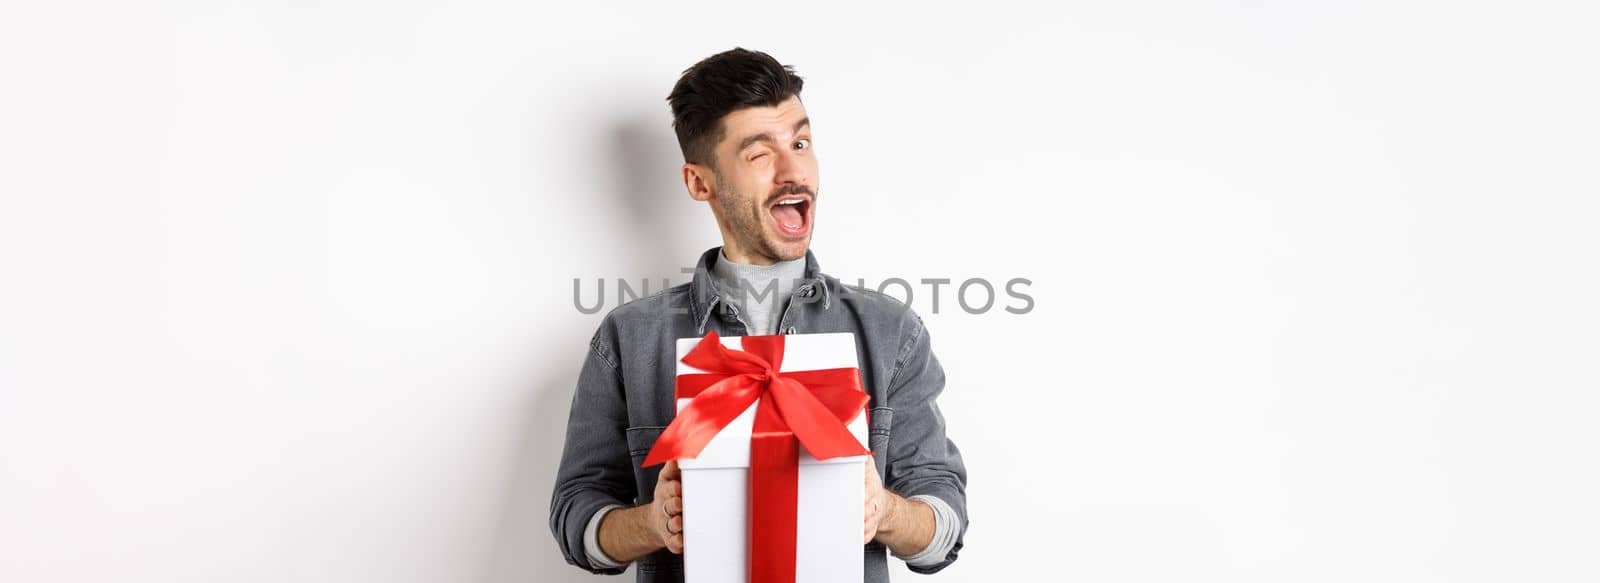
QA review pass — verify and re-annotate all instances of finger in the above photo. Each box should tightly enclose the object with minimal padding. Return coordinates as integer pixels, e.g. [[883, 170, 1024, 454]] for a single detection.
[[661, 460, 681, 481], [656, 477, 680, 499], [665, 496, 682, 516], [668, 532, 684, 554], [668, 515, 683, 535], [863, 503, 876, 544]]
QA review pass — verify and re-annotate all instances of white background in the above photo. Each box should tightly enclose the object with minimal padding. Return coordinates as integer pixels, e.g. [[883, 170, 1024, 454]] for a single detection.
[[3, 1, 1598, 582]]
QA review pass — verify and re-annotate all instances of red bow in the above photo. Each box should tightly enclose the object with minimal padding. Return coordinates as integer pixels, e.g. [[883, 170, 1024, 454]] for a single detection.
[[643, 331, 870, 583]]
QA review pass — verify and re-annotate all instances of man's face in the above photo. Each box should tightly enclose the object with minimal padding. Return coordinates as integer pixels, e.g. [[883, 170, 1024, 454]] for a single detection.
[[706, 96, 817, 264]]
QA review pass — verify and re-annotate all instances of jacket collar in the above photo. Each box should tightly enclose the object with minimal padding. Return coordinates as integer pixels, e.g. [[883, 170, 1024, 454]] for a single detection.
[[691, 246, 832, 334]]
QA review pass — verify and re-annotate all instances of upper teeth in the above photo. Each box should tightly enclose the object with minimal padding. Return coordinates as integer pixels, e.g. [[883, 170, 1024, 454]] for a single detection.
[[777, 200, 802, 205]]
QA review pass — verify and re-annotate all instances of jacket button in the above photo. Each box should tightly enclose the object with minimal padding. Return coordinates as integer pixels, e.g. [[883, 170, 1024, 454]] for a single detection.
[[786, 326, 797, 334]]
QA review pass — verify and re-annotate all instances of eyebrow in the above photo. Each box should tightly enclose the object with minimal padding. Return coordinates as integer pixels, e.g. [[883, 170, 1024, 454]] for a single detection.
[[736, 117, 811, 152]]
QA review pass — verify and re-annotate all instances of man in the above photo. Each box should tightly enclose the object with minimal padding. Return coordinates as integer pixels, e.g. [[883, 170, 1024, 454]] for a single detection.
[[549, 48, 968, 582]]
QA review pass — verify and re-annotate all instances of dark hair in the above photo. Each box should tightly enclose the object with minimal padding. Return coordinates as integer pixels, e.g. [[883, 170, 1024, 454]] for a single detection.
[[667, 48, 805, 167]]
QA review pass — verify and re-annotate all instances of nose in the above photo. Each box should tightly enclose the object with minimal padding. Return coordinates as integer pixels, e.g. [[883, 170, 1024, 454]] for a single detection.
[[771, 146, 807, 188]]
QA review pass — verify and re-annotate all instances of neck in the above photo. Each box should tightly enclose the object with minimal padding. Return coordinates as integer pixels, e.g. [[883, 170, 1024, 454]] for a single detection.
[[719, 241, 799, 266]]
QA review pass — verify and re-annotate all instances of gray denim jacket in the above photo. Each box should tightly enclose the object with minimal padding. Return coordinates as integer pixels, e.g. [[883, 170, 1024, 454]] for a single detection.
[[549, 247, 968, 581]]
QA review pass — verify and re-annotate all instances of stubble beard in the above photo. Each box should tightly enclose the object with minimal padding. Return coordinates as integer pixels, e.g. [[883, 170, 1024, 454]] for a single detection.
[[715, 171, 807, 263]]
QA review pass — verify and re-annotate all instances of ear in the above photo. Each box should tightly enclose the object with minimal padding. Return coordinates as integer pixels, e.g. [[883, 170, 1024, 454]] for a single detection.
[[682, 162, 715, 202]]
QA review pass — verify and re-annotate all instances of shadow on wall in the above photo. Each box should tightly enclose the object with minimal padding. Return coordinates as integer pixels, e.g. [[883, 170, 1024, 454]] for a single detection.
[[608, 114, 712, 282], [482, 109, 706, 582], [482, 369, 593, 583]]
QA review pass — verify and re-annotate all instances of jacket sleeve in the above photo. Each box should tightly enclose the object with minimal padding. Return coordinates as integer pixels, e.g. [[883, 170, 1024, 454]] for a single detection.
[[548, 322, 636, 575], [882, 309, 970, 574]]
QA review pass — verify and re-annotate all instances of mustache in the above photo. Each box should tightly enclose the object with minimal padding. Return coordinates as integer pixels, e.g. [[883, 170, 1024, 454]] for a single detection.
[[763, 184, 815, 206]]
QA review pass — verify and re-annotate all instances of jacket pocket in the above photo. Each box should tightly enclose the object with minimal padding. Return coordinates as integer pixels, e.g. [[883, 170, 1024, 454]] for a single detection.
[[625, 425, 666, 466]]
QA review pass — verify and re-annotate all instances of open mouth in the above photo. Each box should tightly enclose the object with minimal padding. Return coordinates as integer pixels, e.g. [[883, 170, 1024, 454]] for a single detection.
[[768, 195, 812, 239]]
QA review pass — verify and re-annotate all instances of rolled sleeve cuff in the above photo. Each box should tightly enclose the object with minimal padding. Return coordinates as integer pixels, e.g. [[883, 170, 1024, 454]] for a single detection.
[[894, 494, 961, 568], [583, 504, 628, 570]]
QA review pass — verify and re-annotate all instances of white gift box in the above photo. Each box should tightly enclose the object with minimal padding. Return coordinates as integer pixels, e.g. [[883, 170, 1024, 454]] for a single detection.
[[673, 332, 868, 583]]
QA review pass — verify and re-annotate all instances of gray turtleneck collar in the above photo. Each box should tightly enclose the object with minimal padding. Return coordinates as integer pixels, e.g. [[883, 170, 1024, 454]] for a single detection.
[[711, 247, 807, 335]]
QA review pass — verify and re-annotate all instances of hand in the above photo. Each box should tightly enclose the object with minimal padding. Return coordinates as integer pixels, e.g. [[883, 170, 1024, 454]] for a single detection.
[[863, 458, 889, 544], [651, 460, 685, 553]]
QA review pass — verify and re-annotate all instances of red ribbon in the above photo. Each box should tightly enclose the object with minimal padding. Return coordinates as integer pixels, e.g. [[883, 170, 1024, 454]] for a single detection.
[[642, 331, 870, 583]]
